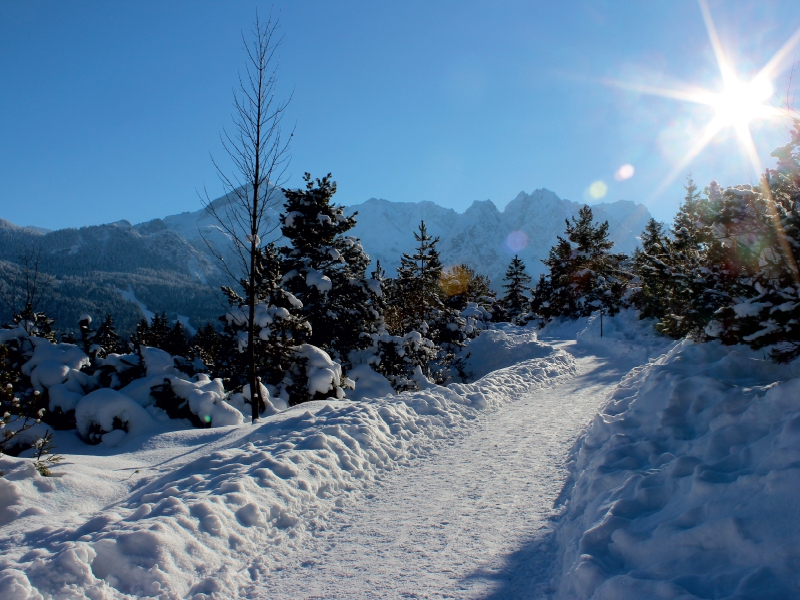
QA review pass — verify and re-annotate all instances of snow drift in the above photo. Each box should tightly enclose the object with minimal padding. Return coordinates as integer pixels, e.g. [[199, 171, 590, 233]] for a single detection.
[[552, 338, 800, 599]]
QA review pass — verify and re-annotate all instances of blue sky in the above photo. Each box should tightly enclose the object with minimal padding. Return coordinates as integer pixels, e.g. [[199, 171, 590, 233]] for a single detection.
[[1, 0, 799, 230]]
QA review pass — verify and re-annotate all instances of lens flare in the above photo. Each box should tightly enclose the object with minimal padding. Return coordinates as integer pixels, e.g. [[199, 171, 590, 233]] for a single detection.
[[588, 180, 608, 199], [614, 164, 635, 181], [505, 230, 529, 252]]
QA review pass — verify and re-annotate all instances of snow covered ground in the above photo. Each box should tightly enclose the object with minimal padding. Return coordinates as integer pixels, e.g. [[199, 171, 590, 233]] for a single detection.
[[551, 337, 800, 599], [4, 311, 800, 599], [0, 330, 574, 599], [243, 339, 636, 599]]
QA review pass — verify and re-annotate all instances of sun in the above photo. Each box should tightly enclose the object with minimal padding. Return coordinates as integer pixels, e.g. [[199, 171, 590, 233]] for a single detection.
[[709, 76, 774, 128], [604, 0, 800, 198]]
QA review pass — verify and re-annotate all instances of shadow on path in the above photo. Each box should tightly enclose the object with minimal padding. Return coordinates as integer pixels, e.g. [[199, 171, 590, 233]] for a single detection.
[[460, 528, 561, 599], [460, 341, 644, 599]]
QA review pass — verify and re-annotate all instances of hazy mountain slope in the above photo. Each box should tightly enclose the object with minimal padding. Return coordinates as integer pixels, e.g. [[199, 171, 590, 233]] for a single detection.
[[0, 219, 223, 335]]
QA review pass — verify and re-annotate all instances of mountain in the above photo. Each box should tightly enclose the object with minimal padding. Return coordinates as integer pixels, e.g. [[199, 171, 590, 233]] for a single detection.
[[0, 218, 222, 334], [347, 189, 651, 283], [2, 188, 651, 333], [140, 187, 651, 284]]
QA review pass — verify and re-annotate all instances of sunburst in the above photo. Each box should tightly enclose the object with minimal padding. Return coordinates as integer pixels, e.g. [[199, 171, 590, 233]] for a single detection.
[[606, 0, 800, 198]]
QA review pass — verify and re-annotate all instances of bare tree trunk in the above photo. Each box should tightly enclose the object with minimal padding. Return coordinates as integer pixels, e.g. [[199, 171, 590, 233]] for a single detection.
[[202, 13, 292, 423]]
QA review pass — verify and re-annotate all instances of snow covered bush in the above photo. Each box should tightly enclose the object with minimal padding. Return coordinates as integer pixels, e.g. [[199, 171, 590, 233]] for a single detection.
[[2, 315, 252, 449], [461, 302, 492, 336], [0, 327, 60, 455], [0, 340, 42, 458], [75, 388, 155, 445], [284, 344, 353, 405]]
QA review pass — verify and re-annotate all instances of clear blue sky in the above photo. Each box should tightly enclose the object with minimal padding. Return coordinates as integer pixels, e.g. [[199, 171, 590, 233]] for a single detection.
[[2, 0, 799, 230]]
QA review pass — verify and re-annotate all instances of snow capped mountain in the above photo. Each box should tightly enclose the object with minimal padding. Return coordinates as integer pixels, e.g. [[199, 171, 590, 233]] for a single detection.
[[346, 189, 651, 284], [146, 187, 652, 286]]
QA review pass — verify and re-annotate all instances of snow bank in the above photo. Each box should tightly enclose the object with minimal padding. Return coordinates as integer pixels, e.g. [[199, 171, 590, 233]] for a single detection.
[[0, 346, 575, 599], [540, 308, 668, 361], [344, 363, 394, 401], [463, 323, 553, 380], [552, 339, 800, 599]]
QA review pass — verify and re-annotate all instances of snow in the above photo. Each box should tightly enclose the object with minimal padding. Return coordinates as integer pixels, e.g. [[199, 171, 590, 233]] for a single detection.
[[0, 332, 574, 598], [295, 343, 346, 397], [21, 341, 90, 385], [4, 309, 800, 598], [75, 388, 156, 444], [462, 323, 552, 380], [168, 375, 244, 427], [343, 364, 395, 401], [0, 327, 27, 344], [551, 337, 800, 599], [305, 269, 333, 293], [246, 342, 608, 599], [116, 285, 155, 323]]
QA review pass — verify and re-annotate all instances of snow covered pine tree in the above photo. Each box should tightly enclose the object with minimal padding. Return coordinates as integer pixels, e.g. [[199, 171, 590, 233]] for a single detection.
[[501, 255, 532, 324], [540, 205, 628, 321], [279, 173, 381, 370], [388, 221, 468, 385], [221, 243, 311, 408]]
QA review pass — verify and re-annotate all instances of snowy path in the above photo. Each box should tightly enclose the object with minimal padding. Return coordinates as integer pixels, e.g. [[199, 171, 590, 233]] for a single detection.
[[245, 344, 633, 599]]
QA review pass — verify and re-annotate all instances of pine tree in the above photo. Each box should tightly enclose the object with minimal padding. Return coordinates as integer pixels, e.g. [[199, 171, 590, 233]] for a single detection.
[[13, 303, 55, 342], [439, 264, 493, 312], [279, 173, 380, 368], [201, 14, 293, 422], [542, 206, 628, 320], [394, 221, 444, 332], [651, 179, 717, 338], [163, 321, 190, 357], [502, 255, 532, 323], [631, 218, 670, 319], [530, 274, 553, 327], [134, 312, 171, 350], [390, 221, 468, 384], [93, 314, 123, 357], [709, 123, 800, 359], [75, 313, 123, 361], [221, 243, 311, 407], [672, 177, 709, 253], [191, 323, 227, 376]]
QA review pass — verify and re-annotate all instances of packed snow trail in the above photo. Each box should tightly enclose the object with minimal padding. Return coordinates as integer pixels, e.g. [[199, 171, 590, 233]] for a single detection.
[[244, 343, 634, 599]]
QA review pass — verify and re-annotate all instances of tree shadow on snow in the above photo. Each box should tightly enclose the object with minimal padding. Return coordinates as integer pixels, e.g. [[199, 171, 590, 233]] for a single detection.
[[459, 526, 562, 599]]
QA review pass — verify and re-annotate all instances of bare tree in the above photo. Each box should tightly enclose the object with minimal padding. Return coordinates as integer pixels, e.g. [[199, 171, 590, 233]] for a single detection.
[[0, 245, 55, 336], [202, 13, 293, 423]]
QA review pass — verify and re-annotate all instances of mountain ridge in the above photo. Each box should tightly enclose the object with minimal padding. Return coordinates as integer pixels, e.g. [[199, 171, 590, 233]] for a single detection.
[[2, 188, 651, 332]]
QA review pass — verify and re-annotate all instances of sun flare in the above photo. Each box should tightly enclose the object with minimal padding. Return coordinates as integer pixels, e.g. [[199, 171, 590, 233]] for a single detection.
[[605, 0, 800, 199], [709, 77, 774, 128]]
